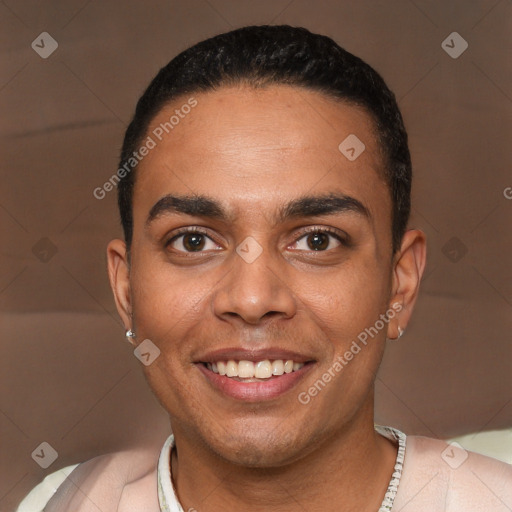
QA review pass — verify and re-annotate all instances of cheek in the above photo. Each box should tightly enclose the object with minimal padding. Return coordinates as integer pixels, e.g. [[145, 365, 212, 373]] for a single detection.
[[129, 254, 210, 341], [299, 257, 390, 340]]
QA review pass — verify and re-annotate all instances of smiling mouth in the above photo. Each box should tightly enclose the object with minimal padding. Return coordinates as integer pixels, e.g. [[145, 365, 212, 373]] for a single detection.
[[197, 357, 316, 401], [202, 359, 309, 381]]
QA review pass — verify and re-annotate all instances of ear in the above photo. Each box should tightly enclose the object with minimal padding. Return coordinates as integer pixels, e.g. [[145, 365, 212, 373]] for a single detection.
[[107, 239, 133, 331], [387, 229, 427, 339]]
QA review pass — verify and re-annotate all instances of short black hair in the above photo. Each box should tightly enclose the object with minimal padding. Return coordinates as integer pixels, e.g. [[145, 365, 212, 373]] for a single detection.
[[117, 25, 411, 252]]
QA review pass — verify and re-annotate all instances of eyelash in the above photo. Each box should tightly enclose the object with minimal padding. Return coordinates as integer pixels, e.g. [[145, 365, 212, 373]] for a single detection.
[[165, 226, 349, 254]]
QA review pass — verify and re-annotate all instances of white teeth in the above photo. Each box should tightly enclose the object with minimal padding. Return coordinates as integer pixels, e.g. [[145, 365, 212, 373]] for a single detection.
[[238, 360, 255, 378], [206, 359, 305, 379], [217, 361, 227, 375], [226, 360, 237, 377], [254, 360, 272, 379], [272, 360, 284, 376]]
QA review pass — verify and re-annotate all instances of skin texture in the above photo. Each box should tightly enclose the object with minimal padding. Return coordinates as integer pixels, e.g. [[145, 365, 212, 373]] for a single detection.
[[107, 85, 426, 511]]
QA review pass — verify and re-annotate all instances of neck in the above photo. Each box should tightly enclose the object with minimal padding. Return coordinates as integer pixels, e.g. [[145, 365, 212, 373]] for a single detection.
[[170, 394, 397, 512]]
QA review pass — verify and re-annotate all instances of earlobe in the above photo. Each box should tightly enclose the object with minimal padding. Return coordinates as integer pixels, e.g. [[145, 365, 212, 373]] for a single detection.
[[106, 239, 133, 331], [387, 229, 427, 340]]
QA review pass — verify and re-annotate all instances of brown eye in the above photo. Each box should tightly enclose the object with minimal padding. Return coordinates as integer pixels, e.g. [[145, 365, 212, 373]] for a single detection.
[[182, 233, 206, 251], [292, 229, 344, 252], [167, 229, 220, 253], [306, 232, 330, 251]]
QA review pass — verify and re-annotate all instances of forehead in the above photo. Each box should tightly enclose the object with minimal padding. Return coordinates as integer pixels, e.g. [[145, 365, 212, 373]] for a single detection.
[[133, 85, 390, 231]]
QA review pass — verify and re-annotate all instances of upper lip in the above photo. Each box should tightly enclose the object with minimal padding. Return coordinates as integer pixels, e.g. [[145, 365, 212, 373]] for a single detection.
[[195, 347, 315, 364]]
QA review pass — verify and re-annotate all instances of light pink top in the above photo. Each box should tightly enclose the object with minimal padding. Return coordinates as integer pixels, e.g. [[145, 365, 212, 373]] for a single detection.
[[21, 426, 512, 511]]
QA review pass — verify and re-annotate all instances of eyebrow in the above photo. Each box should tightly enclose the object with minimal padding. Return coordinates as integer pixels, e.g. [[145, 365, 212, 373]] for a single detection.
[[145, 192, 371, 227]]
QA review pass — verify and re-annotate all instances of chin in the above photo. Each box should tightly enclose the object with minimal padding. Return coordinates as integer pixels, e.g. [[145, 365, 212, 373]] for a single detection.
[[221, 441, 300, 468], [206, 424, 314, 468]]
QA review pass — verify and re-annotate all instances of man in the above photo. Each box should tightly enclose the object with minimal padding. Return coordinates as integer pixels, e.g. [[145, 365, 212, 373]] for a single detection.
[[18, 25, 511, 512]]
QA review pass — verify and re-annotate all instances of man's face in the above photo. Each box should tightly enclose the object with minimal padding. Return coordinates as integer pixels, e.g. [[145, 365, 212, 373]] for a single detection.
[[127, 85, 395, 466]]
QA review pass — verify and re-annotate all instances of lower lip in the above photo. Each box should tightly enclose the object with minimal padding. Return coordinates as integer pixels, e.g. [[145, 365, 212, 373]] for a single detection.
[[196, 363, 314, 402]]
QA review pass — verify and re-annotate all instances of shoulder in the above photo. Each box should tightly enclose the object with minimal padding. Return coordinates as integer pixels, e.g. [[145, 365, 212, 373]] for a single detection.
[[35, 446, 161, 512], [393, 434, 512, 511]]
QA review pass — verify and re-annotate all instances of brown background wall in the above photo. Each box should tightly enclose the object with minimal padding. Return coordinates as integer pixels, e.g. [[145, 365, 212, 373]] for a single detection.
[[1, 1, 511, 510]]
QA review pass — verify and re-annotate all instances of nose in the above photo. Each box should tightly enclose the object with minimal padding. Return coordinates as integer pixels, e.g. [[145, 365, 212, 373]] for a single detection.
[[212, 239, 297, 326]]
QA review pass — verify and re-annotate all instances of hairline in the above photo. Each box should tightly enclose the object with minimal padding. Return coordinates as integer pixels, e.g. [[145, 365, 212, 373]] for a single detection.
[[127, 81, 393, 236]]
